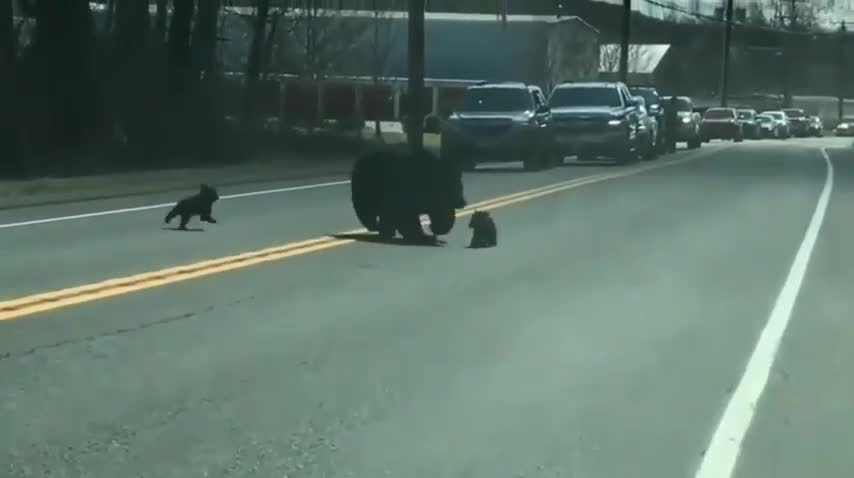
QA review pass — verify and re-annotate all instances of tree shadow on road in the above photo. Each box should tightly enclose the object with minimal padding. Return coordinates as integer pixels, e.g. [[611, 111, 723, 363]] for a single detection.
[[560, 159, 619, 167], [330, 233, 446, 247], [469, 166, 525, 173], [161, 227, 205, 232]]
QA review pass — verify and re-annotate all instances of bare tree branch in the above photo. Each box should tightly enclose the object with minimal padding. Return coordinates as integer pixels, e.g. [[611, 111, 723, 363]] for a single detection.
[[290, 7, 372, 78], [366, 0, 401, 136], [600, 44, 649, 75]]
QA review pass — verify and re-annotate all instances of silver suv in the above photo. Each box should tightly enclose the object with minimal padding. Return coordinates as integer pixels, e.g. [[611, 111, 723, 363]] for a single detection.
[[440, 82, 560, 171]]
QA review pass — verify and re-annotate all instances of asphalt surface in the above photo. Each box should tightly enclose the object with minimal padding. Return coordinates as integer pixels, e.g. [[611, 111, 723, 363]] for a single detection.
[[1, 138, 852, 477]]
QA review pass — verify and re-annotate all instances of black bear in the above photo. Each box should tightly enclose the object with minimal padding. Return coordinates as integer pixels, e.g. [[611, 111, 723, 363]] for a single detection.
[[468, 210, 497, 248], [350, 148, 467, 242], [164, 184, 220, 230]]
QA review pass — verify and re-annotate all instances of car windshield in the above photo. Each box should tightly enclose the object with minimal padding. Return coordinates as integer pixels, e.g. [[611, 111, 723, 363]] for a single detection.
[[783, 109, 805, 118], [664, 97, 692, 112], [457, 88, 532, 112], [756, 115, 773, 123], [766, 112, 785, 120], [704, 108, 735, 119], [549, 86, 623, 108], [737, 111, 755, 120], [630, 88, 660, 107]]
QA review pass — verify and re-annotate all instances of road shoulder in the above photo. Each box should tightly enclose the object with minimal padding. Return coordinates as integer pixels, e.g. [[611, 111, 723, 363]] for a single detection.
[[733, 147, 854, 478]]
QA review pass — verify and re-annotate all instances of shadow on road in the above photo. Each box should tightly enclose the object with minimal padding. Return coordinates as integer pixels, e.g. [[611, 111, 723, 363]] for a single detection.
[[469, 166, 525, 173], [561, 159, 619, 167], [161, 227, 205, 232], [330, 233, 446, 247]]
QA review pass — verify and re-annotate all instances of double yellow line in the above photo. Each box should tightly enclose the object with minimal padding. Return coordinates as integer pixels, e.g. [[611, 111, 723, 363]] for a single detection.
[[0, 154, 706, 322]]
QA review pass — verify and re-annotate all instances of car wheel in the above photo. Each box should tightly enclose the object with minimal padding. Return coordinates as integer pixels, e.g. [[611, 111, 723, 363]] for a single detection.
[[641, 139, 655, 160], [377, 214, 396, 240], [523, 156, 541, 171], [688, 136, 701, 149], [538, 142, 557, 170], [616, 147, 637, 165], [442, 148, 476, 172]]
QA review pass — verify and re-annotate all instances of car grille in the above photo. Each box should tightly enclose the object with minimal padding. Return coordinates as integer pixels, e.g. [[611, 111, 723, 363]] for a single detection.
[[554, 117, 609, 132], [703, 122, 735, 133], [461, 122, 514, 137]]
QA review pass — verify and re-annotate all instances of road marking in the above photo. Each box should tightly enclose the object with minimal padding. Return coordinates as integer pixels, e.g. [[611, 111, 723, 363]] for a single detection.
[[0, 180, 352, 230], [693, 147, 834, 478], [0, 150, 717, 322], [0, 146, 723, 230]]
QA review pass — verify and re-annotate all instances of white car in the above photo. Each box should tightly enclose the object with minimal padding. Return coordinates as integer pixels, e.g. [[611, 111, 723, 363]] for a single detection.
[[761, 111, 791, 139]]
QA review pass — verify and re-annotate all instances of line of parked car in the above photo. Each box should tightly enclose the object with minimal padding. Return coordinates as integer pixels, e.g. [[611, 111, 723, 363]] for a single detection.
[[436, 80, 838, 172], [694, 106, 824, 142], [438, 80, 699, 171]]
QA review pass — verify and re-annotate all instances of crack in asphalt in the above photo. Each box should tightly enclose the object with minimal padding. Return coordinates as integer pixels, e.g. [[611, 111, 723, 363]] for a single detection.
[[0, 295, 256, 362]]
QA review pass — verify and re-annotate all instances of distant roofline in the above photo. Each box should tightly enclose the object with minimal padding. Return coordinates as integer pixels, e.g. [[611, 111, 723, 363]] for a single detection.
[[555, 81, 623, 88], [471, 81, 529, 88], [221, 72, 487, 87], [81, 4, 599, 34], [217, 7, 599, 33]]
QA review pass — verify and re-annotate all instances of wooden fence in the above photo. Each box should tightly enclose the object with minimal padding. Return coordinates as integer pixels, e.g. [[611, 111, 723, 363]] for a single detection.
[[223, 73, 476, 125]]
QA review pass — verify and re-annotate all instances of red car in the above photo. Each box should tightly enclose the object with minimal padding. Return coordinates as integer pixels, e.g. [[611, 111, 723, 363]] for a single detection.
[[700, 107, 744, 142]]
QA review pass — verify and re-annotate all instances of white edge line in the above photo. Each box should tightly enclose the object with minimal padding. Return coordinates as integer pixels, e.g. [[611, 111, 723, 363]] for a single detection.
[[0, 180, 351, 230], [693, 147, 834, 478]]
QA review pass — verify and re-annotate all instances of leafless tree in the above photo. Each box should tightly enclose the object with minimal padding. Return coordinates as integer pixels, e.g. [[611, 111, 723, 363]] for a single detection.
[[599, 43, 648, 74], [292, 6, 371, 79], [367, 0, 400, 137]]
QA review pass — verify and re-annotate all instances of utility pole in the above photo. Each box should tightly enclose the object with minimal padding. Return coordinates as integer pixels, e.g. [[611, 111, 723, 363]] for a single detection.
[[619, 0, 631, 83], [839, 21, 847, 123], [720, 0, 734, 106], [782, 0, 798, 108], [407, 0, 426, 153]]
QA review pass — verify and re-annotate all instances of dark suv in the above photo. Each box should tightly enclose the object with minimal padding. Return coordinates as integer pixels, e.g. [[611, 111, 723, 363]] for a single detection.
[[629, 86, 665, 154], [700, 107, 744, 142], [782, 108, 809, 137], [439, 82, 559, 171], [661, 96, 702, 149], [736, 109, 759, 139], [548, 81, 643, 163]]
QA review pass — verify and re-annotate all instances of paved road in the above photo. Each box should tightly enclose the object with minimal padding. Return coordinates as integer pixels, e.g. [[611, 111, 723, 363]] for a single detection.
[[1, 139, 852, 477]]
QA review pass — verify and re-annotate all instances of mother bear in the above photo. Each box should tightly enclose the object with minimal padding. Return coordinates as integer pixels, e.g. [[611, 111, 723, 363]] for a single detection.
[[350, 147, 467, 242]]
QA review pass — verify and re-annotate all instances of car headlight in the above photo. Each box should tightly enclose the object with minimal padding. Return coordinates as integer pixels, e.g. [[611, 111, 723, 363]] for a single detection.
[[682, 117, 691, 124], [512, 116, 536, 127], [608, 119, 623, 126]]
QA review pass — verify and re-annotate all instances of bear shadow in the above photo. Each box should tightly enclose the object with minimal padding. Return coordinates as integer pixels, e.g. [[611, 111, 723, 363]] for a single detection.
[[330, 233, 446, 247], [560, 157, 621, 167], [162, 227, 205, 232], [470, 165, 526, 174]]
